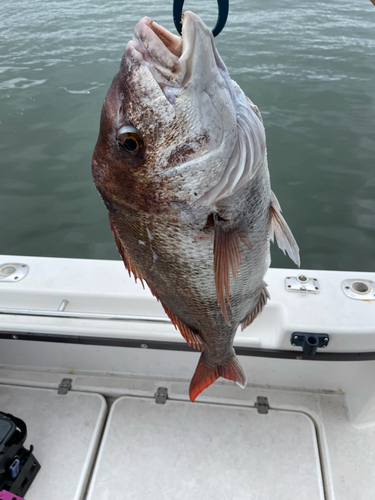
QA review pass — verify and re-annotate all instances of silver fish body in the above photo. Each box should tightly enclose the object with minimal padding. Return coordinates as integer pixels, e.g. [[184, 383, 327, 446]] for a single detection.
[[92, 12, 300, 401]]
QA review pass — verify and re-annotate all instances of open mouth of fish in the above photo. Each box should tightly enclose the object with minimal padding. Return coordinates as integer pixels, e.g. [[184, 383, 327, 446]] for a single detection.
[[134, 16, 184, 61], [131, 12, 221, 104]]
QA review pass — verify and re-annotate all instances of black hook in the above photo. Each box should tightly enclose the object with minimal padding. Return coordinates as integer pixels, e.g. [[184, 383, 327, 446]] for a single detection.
[[173, 0, 229, 37]]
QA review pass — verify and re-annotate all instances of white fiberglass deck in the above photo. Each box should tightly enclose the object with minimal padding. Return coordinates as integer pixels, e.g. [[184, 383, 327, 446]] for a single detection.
[[1, 369, 375, 499], [87, 396, 323, 500], [0, 384, 107, 500], [1, 256, 375, 499]]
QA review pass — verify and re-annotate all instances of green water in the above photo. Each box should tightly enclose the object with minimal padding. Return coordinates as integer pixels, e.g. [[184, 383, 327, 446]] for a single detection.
[[1, 0, 374, 271]]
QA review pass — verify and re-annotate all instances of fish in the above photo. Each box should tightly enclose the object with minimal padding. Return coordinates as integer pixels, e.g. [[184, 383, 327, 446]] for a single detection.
[[92, 11, 300, 401]]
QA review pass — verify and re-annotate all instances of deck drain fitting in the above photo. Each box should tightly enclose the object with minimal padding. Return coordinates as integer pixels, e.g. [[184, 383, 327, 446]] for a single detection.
[[0, 263, 29, 283], [342, 279, 375, 301]]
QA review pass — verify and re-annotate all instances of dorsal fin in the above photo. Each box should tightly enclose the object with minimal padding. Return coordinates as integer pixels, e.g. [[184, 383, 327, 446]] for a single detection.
[[146, 285, 206, 352], [241, 281, 270, 331], [109, 215, 145, 287], [159, 303, 206, 351]]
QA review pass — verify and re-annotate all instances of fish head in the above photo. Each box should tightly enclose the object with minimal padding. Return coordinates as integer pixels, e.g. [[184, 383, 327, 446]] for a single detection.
[[92, 11, 240, 211]]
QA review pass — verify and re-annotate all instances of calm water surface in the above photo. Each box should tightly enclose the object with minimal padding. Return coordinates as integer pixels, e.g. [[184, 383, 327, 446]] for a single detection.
[[1, 0, 374, 271]]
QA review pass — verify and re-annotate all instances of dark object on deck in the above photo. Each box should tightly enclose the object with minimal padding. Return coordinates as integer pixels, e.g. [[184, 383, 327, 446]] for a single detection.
[[0, 412, 41, 497]]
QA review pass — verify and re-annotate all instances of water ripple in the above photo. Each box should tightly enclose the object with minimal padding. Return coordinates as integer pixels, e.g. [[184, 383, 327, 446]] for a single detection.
[[0, 77, 46, 90], [0, 0, 374, 269]]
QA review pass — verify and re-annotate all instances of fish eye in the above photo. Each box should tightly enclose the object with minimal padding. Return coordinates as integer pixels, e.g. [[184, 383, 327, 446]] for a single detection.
[[116, 125, 143, 154]]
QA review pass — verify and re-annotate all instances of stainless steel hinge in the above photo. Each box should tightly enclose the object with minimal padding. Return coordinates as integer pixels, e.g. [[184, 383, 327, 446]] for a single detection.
[[285, 275, 320, 295], [58, 378, 72, 395], [154, 387, 168, 404], [255, 396, 269, 414]]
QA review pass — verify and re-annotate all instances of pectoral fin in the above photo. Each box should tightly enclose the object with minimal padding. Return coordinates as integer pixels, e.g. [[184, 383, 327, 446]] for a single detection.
[[270, 192, 300, 267], [214, 218, 250, 326]]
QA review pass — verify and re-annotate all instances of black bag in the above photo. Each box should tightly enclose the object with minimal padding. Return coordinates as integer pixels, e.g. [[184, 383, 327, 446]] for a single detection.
[[0, 412, 40, 497]]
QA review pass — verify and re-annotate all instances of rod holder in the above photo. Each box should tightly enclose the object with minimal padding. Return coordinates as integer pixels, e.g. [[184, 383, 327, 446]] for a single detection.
[[291, 333, 329, 356]]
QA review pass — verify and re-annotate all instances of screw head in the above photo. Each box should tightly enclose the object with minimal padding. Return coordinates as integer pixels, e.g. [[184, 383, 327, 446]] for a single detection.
[[324, 337, 329, 342], [293, 335, 298, 340], [292, 343, 296, 346], [140, 343, 148, 349], [12, 334, 18, 340]]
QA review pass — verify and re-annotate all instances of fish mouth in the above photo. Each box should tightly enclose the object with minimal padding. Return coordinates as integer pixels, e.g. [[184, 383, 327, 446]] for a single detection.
[[134, 16, 184, 62], [131, 12, 217, 101]]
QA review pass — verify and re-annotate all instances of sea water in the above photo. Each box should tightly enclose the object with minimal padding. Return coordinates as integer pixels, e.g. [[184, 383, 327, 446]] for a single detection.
[[1, 0, 374, 271]]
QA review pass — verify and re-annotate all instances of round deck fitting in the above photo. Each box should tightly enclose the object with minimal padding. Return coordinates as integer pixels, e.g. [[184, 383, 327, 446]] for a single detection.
[[342, 279, 375, 301], [0, 263, 29, 282]]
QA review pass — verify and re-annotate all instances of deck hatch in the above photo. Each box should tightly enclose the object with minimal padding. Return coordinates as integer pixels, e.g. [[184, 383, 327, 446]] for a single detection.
[[87, 396, 324, 500], [0, 384, 107, 500]]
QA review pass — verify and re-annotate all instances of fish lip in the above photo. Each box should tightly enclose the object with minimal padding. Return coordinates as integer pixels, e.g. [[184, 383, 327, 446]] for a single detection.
[[131, 13, 198, 79], [142, 17, 184, 58], [132, 17, 182, 71]]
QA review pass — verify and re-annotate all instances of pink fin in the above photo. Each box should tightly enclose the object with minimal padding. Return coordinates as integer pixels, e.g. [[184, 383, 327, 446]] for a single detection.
[[160, 303, 205, 351], [270, 193, 300, 267], [241, 281, 270, 331], [214, 221, 249, 326], [143, 281, 205, 351], [109, 215, 145, 288], [189, 354, 247, 402]]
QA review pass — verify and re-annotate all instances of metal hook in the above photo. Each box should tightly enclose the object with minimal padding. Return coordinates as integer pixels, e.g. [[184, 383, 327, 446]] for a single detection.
[[173, 0, 229, 37]]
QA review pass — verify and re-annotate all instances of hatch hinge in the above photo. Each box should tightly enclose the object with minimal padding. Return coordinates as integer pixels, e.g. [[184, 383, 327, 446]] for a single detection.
[[255, 396, 269, 414], [285, 275, 320, 295], [154, 387, 168, 404], [58, 378, 72, 395]]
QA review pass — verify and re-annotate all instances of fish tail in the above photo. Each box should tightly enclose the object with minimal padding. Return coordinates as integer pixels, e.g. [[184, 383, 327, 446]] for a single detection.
[[189, 353, 247, 402]]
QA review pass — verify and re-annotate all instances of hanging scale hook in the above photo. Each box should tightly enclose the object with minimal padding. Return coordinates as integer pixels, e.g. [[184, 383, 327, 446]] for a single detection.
[[173, 0, 229, 37]]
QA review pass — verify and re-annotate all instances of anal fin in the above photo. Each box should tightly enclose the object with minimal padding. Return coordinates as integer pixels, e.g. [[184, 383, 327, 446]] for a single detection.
[[270, 192, 300, 267], [241, 281, 270, 331]]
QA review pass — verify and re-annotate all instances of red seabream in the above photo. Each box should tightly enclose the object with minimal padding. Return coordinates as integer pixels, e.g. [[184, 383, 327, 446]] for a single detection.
[[92, 12, 300, 401]]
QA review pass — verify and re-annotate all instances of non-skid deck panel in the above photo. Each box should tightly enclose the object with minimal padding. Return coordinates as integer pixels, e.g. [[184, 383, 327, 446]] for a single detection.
[[87, 396, 324, 500], [0, 384, 107, 500]]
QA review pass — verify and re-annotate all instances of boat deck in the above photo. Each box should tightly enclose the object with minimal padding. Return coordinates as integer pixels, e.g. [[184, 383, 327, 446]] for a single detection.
[[1, 370, 374, 500], [1, 256, 374, 498]]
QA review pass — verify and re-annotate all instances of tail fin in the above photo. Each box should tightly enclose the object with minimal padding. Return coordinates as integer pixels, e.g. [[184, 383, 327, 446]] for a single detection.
[[189, 353, 247, 402]]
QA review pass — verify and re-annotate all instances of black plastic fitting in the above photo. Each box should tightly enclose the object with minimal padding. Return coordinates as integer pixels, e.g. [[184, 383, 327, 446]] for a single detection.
[[291, 332, 329, 356]]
